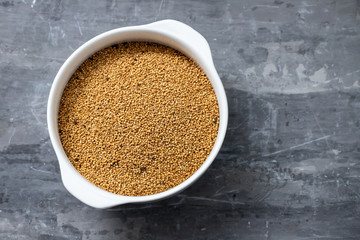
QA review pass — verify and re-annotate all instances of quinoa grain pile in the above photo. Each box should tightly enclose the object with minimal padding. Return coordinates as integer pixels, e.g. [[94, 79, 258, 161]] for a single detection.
[[58, 42, 219, 196]]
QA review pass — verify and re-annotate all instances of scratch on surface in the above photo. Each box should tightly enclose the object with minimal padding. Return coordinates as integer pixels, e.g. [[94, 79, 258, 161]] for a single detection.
[[310, 107, 332, 155], [155, 0, 165, 21], [311, 235, 359, 240], [345, 69, 360, 76], [75, 17, 83, 36], [344, 184, 360, 199], [253, 4, 280, 9], [31, 108, 42, 125], [30, 54, 66, 62], [32, 8, 44, 20], [134, 1, 138, 17], [178, 195, 245, 205], [263, 135, 331, 157], [30, 166, 53, 174], [61, 29, 66, 39], [8, 128, 16, 145], [22, 0, 44, 21], [214, 186, 225, 195], [228, 121, 243, 130], [110, 0, 116, 9]]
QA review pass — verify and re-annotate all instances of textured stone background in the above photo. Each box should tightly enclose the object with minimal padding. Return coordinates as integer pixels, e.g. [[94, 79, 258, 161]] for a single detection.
[[1, 0, 360, 239]]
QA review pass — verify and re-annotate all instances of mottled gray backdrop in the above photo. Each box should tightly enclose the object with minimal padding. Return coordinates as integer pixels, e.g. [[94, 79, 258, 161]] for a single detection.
[[1, 0, 360, 239]]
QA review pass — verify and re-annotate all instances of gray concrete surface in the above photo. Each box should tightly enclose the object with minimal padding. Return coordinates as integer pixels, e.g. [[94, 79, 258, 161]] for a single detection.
[[1, 0, 360, 239]]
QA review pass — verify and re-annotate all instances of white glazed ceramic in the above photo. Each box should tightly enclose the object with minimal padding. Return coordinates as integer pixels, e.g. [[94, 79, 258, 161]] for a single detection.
[[47, 19, 228, 209]]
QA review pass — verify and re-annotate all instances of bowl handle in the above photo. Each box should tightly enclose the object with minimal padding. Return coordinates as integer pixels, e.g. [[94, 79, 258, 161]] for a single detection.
[[143, 19, 213, 62], [58, 158, 131, 209]]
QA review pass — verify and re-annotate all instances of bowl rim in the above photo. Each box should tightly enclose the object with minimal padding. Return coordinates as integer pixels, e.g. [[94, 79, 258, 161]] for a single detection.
[[47, 19, 228, 208]]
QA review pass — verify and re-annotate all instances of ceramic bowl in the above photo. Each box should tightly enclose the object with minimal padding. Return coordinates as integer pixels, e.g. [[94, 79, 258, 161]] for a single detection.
[[47, 19, 228, 208]]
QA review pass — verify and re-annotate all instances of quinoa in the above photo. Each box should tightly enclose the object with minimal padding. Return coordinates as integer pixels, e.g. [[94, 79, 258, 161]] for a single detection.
[[58, 42, 219, 196]]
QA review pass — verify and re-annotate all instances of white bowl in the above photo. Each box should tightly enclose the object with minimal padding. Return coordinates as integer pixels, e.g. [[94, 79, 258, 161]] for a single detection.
[[47, 19, 228, 209]]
